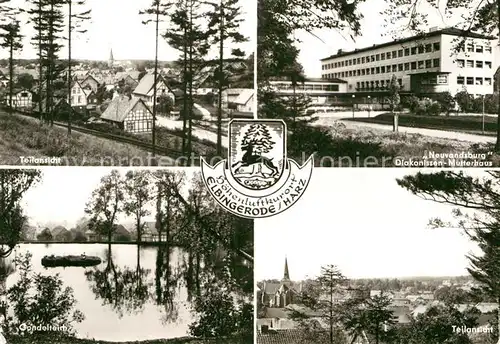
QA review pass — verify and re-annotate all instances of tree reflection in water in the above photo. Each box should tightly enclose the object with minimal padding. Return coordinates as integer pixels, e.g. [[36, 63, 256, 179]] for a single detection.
[[84, 244, 151, 317], [154, 243, 181, 324]]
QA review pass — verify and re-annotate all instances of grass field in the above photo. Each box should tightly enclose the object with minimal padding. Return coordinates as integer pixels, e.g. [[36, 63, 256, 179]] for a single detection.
[[287, 120, 500, 167], [347, 112, 498, 135]]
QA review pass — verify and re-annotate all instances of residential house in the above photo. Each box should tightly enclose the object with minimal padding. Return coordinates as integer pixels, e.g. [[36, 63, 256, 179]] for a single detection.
[[132, 73, 176, 108], [232, 88, 254, 113], [80, 74, 100, 93], [256, 326, 370, 344], [113, 224, 132, 241], [69, 80, 93, 108], [52, 226, 72, 242], [21, 224, 37, 241], [221, 88, 247, 108], [100, 95, 154, 133], [0, 72, 8, 87], [10, 89, 33, 109]]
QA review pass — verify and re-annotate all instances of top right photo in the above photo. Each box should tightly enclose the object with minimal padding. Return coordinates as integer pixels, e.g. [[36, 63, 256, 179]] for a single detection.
[[257, 0, 500, 167]]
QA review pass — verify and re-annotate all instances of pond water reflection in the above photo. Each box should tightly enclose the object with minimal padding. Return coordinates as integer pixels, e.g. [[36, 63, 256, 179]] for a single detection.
[[5, 243, 193, 342]]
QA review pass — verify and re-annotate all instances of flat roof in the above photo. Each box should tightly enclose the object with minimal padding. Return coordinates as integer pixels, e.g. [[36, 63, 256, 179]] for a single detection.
[[320, 28, 497, 61], [270, 77, 347, 84]]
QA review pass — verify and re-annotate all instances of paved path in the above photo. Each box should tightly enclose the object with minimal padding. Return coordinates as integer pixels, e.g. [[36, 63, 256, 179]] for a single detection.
[[194, 103, 212, 120], [311, 117, 496, 144], [156, 117, 227, 147]]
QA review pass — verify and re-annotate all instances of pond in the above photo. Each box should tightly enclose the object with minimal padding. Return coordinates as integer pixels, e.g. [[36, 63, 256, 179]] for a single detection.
[[3, 243, 193, 342]]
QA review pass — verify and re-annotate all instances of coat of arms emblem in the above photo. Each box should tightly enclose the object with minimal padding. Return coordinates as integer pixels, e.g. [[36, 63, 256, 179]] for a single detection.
[[201, 119, 313, 219]]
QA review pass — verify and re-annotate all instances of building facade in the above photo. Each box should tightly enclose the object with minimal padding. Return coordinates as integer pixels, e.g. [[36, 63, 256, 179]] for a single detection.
[[268, 78, 348, 105], [321, 28, 496, 97]]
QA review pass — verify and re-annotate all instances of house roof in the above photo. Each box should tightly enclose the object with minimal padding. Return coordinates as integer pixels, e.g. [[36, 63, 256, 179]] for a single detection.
[[257, 329, 367, 344], [233, 89, 254, 105], [321, 27, 497, 61], [133, 73, 170, 96], [143, 221, 158, 235], [100, 95, 151, 122], [52, 226, 69, 236]]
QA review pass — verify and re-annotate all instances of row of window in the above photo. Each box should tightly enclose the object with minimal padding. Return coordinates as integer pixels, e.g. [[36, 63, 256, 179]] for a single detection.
[[126, 120, 152, 132], [457, 76, 493, 86], [271, 83, 340, 92], [456, 59, 492, 68], [355, 79, 404, 90], [323, 59, 441, 79], [323, 41, 492, 71], [322, 42, 442, 70]]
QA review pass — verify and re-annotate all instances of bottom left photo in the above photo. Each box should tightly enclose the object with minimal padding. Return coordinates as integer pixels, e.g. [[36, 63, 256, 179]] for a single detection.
[[0, 167, 253, 344]]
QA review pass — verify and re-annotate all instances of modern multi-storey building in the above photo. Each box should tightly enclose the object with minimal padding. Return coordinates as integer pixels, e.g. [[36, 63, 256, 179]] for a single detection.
[[320, 27, 496, 97]]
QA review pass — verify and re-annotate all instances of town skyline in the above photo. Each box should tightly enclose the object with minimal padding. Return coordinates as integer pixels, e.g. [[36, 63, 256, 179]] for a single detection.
[[294, 0, 494, 77], [0, 0, 256, 61], [255, 169, 482, 281]]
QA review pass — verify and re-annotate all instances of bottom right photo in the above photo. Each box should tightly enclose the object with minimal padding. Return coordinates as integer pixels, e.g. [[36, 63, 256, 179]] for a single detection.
[[255, 168, 499, 344]]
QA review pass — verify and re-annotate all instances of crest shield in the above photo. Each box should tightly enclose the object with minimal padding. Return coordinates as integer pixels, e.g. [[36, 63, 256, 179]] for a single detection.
[[228, 120, 286, 191]]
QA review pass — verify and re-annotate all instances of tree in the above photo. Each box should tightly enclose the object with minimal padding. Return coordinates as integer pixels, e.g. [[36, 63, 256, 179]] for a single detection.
[[455, 89, 474, 113], [155, 93, 174, 115], [16, 73, 35, 90], [205, 0, 248, 155], [289, 265, 347, 344], [139, 0, 174, 160], [241, 123, 275, 154], [0, 8, 23, 112], [387, 74, 400, 132], [66, 0, 92, 135], [36, 228, 53, 241], [84, 170, 124, 246], [397, 171, 500, 344], [6, 252, 84, 336], [73, 230, 87, 242], [383, 0, 500, 151], [123, 170, 152, 244], [0, 169, 42, 258]]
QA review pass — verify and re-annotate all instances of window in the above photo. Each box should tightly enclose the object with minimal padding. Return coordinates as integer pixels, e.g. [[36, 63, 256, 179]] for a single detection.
[[397, 64, 402, 71], [366, 69, 370, 75], [467, 44, 474, 52], [476, 45, 483, 53], [425, 60, 432, 68], [361, 57, 365, 63], [476, 61, 483, 68], [457, 76, 465, 84], [411, 47, 417, 55], [126, 122, 134, 131], [418, 45, 424, 53], [369, 55, 374, 62], [466, 77, 474, 85], [392, 51, 397, 58], [398, 49, 403, 57], [356, 81, 360, 89], [381, 66, 386, 73], [466, 60, 474, 68], [456, 59, 465, 68], [376, 67, 380, 74], [433, 42, 440, 51], [392, 64, 397, 72], [20, 92, 28, 97], [357, 58, 361, 64], [485, 61, 492, 68], [72, 88, 76, 94], [78, 96, 81, 103], [398, 78, 403, 86], [418, 61, 424, 69], [371, 67, 375, 74], [424, 44, 432, 53], [147, 121, 152, 130], [485, 46, 492, 53], [376, 54, 380, 61], [404, 48, 410, 56], [361, 69, 366, 75], [475, 77, 483, 85], [485, 78, 492, 85], [437, 75, 448, 84], [404, 63, 410, 71], [381, 54, 385, 61], [411, 62, 417, 70], [353, 59, 357, 65], [386, 52, 391, 59], [433, 58, 440, 67]]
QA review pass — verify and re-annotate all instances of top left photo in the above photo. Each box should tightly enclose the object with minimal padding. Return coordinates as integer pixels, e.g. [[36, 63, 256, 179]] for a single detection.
[[0, 0, 256, 167]]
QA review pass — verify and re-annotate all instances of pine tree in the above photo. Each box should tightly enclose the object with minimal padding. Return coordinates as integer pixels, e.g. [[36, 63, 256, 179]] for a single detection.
[[241, 124, 275, 154], [140, 0, 174, 160], [0, 5, 23, 112], [205, 0, 248, 155], [66, 0, 91, 134]]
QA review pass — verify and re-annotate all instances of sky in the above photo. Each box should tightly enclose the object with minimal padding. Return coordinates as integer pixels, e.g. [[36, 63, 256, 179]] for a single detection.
[[294, 0, 485, 77], [0, 0, 256, 61], [20, 167, 196, 229], [255, 168, 484, 281]]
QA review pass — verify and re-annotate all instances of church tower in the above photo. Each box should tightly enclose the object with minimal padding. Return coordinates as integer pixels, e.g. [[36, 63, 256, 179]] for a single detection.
[[108, 48, 114, 68], [282, 256, 291, 286]]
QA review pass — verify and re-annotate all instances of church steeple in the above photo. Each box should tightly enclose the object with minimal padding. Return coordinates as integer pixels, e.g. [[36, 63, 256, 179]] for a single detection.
[[283, 256, 290, 281], [108, 48, 114, 68]]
